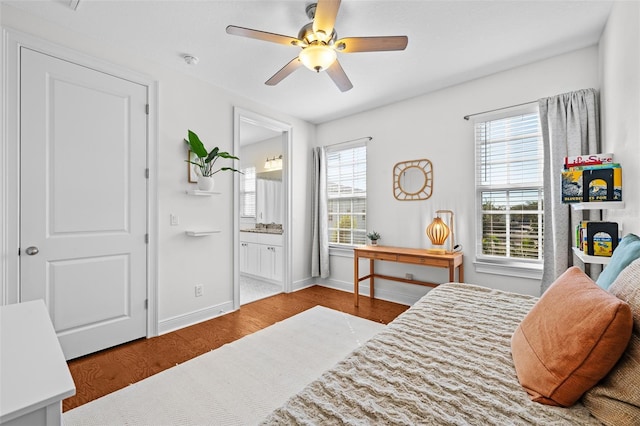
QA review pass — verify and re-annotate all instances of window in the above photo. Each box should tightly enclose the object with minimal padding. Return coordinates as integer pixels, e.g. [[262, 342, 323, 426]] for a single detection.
[[327, 143, 367, 246], [475, 110, 544, 267], [240, 166, 256, 217]]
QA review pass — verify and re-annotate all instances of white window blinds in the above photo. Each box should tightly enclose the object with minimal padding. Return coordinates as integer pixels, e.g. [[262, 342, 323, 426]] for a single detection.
[[326, 143, 367, 246], [475, 112, 544, 261], [240, 166, 256, 217]]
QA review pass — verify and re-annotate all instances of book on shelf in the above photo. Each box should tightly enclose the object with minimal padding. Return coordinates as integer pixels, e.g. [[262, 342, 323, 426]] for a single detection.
[[564, 153, 613, 169], [562, 162, 622, 203], [576, 221, 619, 257]]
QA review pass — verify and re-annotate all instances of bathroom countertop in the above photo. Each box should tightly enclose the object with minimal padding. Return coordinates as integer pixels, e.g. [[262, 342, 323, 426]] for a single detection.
[[240, 228, 284, 235]]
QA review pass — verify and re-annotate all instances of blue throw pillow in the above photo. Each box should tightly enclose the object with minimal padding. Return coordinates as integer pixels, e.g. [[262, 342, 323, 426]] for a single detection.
[[596, 233, 640, 290]]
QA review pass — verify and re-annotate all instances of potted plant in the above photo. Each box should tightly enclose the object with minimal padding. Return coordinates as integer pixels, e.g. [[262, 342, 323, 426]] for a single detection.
[[185, 129, 242, 191], [367, 231, 381, 246]]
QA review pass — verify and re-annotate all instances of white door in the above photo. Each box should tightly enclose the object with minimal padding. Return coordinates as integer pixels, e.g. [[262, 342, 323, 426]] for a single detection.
[[20, 47, 148, 360]]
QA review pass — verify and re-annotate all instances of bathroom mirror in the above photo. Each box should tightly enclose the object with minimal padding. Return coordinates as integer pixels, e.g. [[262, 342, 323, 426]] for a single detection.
[[393, 159, 433, 200]]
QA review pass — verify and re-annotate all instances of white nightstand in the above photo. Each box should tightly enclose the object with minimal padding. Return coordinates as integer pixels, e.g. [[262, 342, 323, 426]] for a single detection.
[[1, 300, 75, 425]]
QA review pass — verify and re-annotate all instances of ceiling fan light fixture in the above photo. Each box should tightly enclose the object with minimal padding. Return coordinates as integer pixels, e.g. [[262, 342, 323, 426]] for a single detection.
[[226, 0, 408, 90], [299, 44, 336, 73]]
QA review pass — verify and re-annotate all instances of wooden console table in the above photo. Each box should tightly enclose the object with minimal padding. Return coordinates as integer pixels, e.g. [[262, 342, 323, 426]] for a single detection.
[[354, 245, 464, 306]]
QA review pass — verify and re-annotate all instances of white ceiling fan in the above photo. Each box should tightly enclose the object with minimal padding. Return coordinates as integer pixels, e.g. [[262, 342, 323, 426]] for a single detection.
[[226, 0, 409, 92]]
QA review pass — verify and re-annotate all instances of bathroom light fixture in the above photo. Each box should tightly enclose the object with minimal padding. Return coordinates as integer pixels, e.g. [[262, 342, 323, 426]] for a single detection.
[[264, 155, 283, 170], [426, 210, 455, 254]]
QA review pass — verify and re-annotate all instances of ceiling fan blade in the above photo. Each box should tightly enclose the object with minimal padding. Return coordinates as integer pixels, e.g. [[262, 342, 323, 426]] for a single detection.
[[226, 25, 301, 47], [335, 36, 408, 53], [313, 0, 341, 36], [326, 59, 353, 92], [265, 57, 303, 86]]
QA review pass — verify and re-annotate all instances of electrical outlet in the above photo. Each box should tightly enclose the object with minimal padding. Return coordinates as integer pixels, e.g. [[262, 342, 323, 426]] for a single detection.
[[170, 214, 179, 226], [195, 284, 203, 297], [405, 273, 413, 280]]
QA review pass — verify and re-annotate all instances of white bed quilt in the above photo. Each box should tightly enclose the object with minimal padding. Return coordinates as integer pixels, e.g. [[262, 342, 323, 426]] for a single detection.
[[262, 283, 601, 425]]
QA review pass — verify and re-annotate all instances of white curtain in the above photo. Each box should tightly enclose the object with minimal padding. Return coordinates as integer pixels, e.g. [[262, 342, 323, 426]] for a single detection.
[[311, 147, 330, 278], [539, 88, 600, 292], [256, 179, 282, 224]]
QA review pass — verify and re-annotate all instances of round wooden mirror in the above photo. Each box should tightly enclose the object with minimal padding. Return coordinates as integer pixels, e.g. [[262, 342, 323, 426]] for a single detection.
[[393, 159, 433, 201]]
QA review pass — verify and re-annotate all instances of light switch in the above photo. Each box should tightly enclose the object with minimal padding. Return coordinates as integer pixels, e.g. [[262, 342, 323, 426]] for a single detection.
[[170, 214, 179, 226]]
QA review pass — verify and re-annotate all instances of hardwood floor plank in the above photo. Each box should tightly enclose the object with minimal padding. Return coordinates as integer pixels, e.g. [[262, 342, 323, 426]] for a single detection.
[[63, 285, 408, 411]]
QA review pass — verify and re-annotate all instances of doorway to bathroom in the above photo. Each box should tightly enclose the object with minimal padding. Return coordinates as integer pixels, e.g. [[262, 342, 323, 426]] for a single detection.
[[234, 109, 292, 306]]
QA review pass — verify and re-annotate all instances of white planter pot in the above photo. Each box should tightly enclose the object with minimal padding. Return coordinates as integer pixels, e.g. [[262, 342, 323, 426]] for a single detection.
[[197, 176, 214, 191]]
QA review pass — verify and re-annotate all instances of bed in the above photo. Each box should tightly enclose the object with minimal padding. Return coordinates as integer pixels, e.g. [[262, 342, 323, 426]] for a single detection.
[[262, 266, 640, 425]]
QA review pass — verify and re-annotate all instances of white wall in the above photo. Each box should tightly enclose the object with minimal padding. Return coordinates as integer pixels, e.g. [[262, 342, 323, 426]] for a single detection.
[[315, 46, 600, 302], [599, 1, 640, 235], [0, 4, 315, 329], [3, 2, 632, 320], [240, 136, 283, 175]]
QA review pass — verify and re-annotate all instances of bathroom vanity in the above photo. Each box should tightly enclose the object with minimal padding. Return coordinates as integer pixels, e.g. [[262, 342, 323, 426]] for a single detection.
[[239, 226, 283, 282]]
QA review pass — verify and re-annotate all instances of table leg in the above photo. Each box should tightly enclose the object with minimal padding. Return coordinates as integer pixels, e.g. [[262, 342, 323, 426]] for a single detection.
[[370, 259, 375, 300], [354, 253, 360, 306], [459, 262, 464, 282], [449, 262, 454, 282]]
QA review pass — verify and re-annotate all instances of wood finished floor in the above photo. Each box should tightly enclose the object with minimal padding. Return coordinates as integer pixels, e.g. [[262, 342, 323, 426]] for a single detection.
[[63, 285, 409, 412]]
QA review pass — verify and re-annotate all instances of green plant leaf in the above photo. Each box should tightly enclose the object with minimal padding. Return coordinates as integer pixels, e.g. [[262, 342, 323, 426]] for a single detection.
[[217, 151, 240, 160], [205, 147, 220, 163], [187, 130, 208, 158], [216, 167, 243, 174]]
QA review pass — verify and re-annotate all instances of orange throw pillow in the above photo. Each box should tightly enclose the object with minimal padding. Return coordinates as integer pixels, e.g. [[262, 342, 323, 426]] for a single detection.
[[511, 266, 633, 407]]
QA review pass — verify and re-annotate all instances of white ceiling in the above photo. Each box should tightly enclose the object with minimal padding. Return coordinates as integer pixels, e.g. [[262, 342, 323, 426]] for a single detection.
[[3, 0, 614, 124]]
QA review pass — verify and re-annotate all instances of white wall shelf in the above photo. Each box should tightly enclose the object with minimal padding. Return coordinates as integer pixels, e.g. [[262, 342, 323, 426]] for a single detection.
[[572, 247, 611, 265], [570, 201, 625, 210], [185, 190, 220, 196], [570, 200, 622, 265], [185, 230, 221, 237]]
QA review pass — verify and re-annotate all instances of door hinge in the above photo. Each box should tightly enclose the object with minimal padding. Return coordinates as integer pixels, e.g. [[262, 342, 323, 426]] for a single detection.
[[145, 234, 149, 244], [145, 104, 149, 115], [145, 299, 148, 310], [18, 247, 20, 256], [145, 168, 149, 179]]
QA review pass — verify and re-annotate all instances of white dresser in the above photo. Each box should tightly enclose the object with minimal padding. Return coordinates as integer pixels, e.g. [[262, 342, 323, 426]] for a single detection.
[[0, 300, 76, 425]]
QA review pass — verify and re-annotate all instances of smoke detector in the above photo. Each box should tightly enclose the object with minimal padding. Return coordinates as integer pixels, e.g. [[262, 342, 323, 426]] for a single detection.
[[183, 55, 199, 65]]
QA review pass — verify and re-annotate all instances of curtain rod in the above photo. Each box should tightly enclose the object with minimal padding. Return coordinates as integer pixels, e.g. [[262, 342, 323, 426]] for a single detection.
[[324, 136, 372, 147], [463, 100, 537, 121]]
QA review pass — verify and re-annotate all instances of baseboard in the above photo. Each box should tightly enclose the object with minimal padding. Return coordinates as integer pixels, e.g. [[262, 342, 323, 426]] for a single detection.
[[158, 301, 235, 335], [291, 277, 317, 292]]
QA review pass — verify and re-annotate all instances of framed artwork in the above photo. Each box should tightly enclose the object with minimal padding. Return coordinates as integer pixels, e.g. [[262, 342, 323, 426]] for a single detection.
[[188, 150, 198, 183]]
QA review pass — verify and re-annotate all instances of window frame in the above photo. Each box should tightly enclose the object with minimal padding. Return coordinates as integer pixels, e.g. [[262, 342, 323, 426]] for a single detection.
[[325, 141, 368, 249], [239, 166, 256, 218], [473, 106, 544, 279]]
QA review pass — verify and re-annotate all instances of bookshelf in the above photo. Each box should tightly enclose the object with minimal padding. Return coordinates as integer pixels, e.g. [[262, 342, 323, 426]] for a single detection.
[[571, 201, 623, 265], [572, 247, 611, 265], [570, 201, 624, 210]]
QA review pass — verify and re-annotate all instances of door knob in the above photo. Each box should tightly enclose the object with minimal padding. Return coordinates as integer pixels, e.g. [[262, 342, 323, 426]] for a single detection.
[[25, 246, 39, 256]]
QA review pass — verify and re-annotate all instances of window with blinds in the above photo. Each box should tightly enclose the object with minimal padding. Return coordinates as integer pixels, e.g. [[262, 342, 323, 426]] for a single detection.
[[327, 143, 367, 246], [240, 166, 256, 217], [475, 111, 544, 263]]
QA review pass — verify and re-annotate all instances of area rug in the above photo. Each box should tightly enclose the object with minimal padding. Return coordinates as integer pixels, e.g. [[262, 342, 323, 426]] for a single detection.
[[63, 306, 385, 426]]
